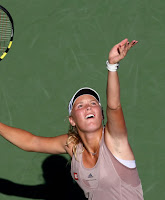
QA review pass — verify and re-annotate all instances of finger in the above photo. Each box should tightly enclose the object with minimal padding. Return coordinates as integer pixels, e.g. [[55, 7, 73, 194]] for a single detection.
[[125, 41, 130, 51], [125, 40, 138, 51], [122, 41, 131, 54], [117, 38, 128, 47], [130, 40, 138, 47]]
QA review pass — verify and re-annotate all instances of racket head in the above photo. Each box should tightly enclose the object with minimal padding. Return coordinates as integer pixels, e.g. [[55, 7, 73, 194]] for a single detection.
[[0, 5, 14, 61]]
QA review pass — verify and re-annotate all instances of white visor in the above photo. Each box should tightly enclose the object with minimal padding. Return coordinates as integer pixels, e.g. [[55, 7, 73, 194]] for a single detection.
[[68, 87, 101, 115]]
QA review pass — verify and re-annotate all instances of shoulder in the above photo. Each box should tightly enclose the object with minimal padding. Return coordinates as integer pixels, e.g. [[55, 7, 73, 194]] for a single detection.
[[64, 133, 76, 157]]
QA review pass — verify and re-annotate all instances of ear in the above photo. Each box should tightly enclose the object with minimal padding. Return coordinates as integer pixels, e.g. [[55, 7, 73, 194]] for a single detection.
[[69, 116, 76, 126]]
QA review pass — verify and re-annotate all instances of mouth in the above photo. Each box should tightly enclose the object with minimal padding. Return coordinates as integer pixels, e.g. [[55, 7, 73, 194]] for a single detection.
[[85, 114, 95, 119]]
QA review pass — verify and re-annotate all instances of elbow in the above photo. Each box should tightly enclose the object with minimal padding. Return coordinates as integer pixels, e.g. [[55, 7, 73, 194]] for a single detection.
[[107, 103, 121, 110], [19, 145, 35, 152], [19, 136, 39, 152]]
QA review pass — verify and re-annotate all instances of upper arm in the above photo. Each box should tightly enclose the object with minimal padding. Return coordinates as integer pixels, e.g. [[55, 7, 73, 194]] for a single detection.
[[28, 134, 73, 155], [106, 105, 127, 138], [105, 105, 134, 160], [0, 123, 73, 156]]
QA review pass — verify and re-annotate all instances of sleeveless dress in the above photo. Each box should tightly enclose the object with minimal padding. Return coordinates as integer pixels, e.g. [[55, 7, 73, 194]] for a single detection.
[[71, 131, 143, 200]]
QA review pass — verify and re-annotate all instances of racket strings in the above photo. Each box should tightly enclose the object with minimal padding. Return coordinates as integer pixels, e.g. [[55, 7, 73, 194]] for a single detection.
[[0, 10, 12, 53]]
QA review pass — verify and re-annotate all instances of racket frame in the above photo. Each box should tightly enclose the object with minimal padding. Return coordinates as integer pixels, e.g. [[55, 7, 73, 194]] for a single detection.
[[0, 5, 14, 61]]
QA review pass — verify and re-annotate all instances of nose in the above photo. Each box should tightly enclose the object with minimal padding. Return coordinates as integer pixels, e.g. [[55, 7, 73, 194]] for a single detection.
[[86, 104, 91, 110]]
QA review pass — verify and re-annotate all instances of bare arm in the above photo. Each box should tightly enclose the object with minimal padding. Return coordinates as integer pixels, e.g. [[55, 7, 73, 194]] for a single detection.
[[104, 39, 138, 160], [0, 122, 71, 155]]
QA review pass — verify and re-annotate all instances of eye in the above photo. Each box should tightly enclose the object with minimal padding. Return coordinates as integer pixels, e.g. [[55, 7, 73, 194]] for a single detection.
[[91, 101, 97, 105], [77, 104, 83, 108]]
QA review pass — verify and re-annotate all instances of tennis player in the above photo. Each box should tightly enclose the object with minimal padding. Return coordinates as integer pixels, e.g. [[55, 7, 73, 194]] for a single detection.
[[0, 38, 143, 200]]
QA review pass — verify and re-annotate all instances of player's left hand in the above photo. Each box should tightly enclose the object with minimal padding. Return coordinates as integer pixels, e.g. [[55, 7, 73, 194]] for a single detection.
[[108, 39, 138, 64]]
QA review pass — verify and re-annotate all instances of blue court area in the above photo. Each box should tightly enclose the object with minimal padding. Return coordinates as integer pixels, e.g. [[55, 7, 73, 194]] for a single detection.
[[0, 0, 165, 199]]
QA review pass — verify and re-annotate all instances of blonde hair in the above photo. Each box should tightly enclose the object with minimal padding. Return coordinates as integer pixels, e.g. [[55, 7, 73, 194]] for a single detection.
[[66, 124, 83, 160]]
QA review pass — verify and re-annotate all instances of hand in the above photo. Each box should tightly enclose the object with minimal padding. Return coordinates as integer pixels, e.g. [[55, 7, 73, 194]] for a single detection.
[[108, 38, 138, 64]]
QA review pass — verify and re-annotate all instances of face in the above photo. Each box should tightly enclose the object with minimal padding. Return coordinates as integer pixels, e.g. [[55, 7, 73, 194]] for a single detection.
[[69, 94, 103, 133]]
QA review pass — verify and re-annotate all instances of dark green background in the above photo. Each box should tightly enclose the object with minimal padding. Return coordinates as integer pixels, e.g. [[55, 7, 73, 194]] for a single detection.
[[0, 0, 165, 199]]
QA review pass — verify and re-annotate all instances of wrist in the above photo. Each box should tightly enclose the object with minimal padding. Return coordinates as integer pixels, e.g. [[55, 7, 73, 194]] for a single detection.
[[106, 60, 119, 72]]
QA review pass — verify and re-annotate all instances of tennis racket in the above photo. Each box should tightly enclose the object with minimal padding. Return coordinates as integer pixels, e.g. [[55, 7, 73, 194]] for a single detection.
[[0, 5, 14, 61]]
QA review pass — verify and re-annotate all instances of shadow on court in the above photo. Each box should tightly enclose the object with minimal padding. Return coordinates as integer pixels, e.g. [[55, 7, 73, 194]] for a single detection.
[[0, 155, 86, 200]]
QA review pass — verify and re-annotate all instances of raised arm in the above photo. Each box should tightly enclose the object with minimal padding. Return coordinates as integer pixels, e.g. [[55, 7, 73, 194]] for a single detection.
[[0, 122, 72, 155], [104, 39, 138, 160]]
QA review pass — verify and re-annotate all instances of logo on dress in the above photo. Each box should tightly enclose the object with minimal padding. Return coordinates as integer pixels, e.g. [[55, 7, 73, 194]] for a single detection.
[[88, 173, 93, 178], [74, 173, 78, 180]]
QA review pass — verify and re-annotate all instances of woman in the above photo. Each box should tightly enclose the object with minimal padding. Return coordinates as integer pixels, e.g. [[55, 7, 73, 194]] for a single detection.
[[0, 38, 143, 200]]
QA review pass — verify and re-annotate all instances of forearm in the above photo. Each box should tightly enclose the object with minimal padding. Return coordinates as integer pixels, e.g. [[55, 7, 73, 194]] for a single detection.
[[0, 122, 35, 151], [106, 71, 121, 110], [106, 39, 138, 110]]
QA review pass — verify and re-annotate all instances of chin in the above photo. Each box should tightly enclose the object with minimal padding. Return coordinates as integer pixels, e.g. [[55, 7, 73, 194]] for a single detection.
[[80, 123, 102, 133]]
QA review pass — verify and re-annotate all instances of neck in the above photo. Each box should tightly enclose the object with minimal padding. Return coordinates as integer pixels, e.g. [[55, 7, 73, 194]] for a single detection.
[[78, 126, 103, 154]]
